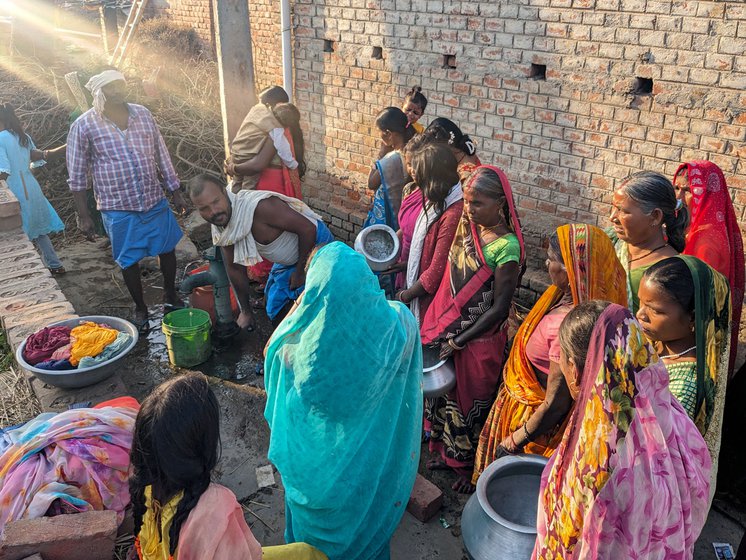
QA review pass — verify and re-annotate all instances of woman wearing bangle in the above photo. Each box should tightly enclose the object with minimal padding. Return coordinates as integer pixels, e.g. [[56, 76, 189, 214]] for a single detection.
[[419, 166, 524, 493], [472, 224, 627, 485]]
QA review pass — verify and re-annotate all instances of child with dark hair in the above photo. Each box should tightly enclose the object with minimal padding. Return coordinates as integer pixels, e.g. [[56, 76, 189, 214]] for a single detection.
[[129, 374, 326, 560], [377, 86, 428, 160], [402, 86, 428, 133]]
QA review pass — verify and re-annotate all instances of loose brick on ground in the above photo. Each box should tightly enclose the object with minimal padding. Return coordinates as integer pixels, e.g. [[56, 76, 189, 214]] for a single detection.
[[0, 510, 117, 560], [407, 473, 444, 522]]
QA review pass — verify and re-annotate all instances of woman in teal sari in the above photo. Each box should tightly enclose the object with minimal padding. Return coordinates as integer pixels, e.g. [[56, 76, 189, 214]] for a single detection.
[[264, 242, 423, 560]]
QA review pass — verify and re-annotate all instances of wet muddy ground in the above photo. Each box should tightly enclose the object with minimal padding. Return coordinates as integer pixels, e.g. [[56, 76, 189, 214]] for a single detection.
[[50, 237, 743, 559]]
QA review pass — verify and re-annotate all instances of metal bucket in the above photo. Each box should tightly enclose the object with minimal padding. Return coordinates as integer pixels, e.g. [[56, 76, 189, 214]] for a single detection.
[[461, 454, 549, 560]]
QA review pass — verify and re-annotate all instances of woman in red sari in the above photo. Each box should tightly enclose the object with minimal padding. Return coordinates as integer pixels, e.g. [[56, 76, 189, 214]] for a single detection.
[[420, 165, 524, 493], [674, 161, 744, 377]]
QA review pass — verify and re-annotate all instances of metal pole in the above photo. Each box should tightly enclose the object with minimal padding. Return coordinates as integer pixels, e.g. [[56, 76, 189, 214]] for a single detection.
[[280, 0, 293, 101], [212, 0, 257, 157]]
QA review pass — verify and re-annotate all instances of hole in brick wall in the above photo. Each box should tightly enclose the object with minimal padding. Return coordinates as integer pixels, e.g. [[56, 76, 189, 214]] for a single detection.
[[632, 77, 653, 95], [530, 63, 546, 80], [372, 46, 383, 60], [323, 39, 335, 53], [442, 54, 457, 69]]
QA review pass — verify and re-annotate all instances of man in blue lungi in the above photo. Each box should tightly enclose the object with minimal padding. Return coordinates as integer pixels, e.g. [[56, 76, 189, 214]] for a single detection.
[[67, 70, 188, 332]]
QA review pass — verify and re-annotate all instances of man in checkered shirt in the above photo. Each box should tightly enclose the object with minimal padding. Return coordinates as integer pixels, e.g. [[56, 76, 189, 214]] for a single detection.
[[67, 70, 188, 332]]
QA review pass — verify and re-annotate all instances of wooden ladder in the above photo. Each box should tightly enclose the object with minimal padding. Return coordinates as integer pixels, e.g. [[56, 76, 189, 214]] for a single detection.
[[109, 0, 149, 67]]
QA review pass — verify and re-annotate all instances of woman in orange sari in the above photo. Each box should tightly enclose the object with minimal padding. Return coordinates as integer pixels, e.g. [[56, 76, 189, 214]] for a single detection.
[[472, 223, 627, 484]]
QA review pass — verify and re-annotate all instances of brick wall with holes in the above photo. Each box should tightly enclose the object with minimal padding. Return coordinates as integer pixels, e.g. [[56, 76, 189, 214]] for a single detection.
[[292, 0, 746, 263], [150, 0, 746, 267]]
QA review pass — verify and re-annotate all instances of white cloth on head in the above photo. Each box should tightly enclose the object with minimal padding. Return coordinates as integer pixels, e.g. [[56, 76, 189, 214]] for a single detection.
[[84, 70, 126, 114], [211, 189, 320, 266], [406, 183, 463, 323]]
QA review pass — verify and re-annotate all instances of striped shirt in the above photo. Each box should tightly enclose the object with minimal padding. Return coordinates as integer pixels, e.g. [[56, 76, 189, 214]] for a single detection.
[[67, 104, 179, 211]]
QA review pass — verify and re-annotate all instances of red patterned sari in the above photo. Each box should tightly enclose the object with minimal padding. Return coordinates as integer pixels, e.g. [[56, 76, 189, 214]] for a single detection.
[[675, 160, 744, 376]]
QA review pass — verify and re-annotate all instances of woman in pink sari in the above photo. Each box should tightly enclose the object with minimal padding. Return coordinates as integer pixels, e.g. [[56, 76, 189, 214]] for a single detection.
[[386, 133, 435, 289], [533, 302, 711, 560]]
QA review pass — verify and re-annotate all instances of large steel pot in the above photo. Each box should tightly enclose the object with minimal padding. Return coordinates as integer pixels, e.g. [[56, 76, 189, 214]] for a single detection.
[[461, 454, 549, 560], [354, 224, 400, 272]]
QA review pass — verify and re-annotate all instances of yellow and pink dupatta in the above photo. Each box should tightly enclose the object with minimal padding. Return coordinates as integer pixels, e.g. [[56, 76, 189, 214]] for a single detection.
[[533, 305, 711, 559]]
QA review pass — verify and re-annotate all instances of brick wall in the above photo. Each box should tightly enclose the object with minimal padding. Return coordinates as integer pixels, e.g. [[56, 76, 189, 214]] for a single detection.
[[248, 0, 284, 91], [151, 0, 746, 267], [150, 0, 213, 45], [292, 0, 746, 264]]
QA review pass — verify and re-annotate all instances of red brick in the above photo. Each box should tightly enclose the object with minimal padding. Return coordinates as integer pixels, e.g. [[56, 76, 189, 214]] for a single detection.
[[407, 474, 443, 522], [0, 511, 117, 560]]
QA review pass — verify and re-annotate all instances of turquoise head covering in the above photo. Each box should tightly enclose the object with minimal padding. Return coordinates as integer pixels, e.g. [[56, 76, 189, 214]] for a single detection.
[[263, 242, 423, 560]]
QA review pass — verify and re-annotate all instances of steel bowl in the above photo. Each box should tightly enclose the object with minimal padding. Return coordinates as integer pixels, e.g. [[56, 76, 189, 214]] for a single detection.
[[462, 454, 550, 560], [422, 344, 456, 398], [15, 315, 139, 389], [354, 224, 401, 272]]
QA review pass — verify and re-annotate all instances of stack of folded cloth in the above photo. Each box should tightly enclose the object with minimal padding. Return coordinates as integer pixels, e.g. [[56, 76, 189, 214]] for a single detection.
[[23, 322, 132, 371]]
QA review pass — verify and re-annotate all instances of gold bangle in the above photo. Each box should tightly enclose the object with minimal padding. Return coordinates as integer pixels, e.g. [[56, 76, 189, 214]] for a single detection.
[[448, 338, 465, 351]]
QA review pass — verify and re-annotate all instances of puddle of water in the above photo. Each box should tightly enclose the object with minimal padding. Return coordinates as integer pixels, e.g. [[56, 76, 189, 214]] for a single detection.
[[138, 306, 269, 388]]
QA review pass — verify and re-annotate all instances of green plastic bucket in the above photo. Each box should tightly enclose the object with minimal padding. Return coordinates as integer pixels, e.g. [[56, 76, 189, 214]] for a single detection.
[[162, 308, 212, 367]]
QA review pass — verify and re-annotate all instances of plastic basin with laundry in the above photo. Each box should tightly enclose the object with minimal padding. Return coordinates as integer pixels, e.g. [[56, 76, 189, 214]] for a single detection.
[[15, 315, 139, 389]]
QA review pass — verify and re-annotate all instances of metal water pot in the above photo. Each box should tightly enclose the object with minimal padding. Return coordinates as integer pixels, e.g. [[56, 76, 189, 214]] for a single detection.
[[422, 345, 456, 398], [461, 454, 549, 560], [354, 224, 401, 272]]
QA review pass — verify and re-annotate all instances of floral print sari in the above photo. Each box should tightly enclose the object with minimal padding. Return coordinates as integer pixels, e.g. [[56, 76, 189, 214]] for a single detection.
[[533, 304, 711, 560]]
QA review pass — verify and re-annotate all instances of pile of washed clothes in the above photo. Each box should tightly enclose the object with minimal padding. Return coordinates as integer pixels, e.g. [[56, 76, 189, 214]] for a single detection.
[[22, 321, 132, 370]]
